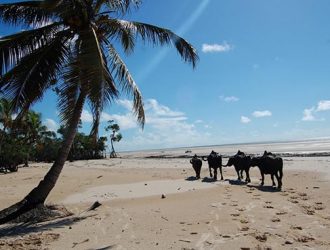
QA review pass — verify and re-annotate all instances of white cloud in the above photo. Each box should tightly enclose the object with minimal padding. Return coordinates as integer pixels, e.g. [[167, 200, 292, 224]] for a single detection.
[[81, 110, 93, 122], [44, 118, 58, 132], [241, 116, 251, 124], [252, 110, 272, 118], [145, 99, 184, 117], [220, 95, 239, 102], [117, 99, 133, 111], [302, 100, 330, 122], [106, 98, 213, 150], [302, 107, 316, 121], [101, 112, 138, 130], [202, 42, 233, 53], [194, 120, 203, 124], [316, 100, 330, 112]]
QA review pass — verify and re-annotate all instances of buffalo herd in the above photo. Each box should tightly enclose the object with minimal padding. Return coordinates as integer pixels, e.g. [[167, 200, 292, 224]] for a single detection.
[[189, 150, 283, 189]]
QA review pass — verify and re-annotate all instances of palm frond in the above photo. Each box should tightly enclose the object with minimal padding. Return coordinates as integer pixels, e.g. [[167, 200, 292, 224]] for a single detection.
[[0, 22, 63, 75], [58, 59, 81, 126], [0, 1, 59, 27], [101, 19, 199, 67], [97, 17, 135, 54], [59, 27, 118, 128], [0, 30, 71, 114], [95, 0, 141, 14], [107, 43, 145, 127]]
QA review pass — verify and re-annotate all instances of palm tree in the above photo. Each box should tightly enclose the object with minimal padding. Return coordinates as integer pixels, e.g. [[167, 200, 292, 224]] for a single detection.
[[0, 98, 14, 156], [20, 111, 48, 166], [0, 98, 13, 134], [105, 120, 122, 158], [0, 0, 198, 223]]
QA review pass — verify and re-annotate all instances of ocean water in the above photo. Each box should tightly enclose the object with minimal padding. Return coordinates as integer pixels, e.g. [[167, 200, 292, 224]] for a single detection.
[[122, 138, 330, 157]]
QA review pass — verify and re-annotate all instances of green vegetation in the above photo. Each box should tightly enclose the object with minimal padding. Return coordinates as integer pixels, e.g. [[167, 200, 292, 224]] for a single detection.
[[0, 100, 108, 171], [105, 120, 122, 158], [0, 0, 197, 224]]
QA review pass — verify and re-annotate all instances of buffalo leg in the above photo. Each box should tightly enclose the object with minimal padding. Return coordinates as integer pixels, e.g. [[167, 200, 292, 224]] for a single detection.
[[213, 168, 217, 180], [235, 167, 241, 180], [219, 167, 223, 180], [245, 170, 251, 183], [209, 167, 213, 178], [196, 166, 201, 179], [240, 170, 244, 180], [275, 172, 282, 189], [271, 174, 276, 186], [260, 172, 264, 186], [193, 165, 201, 179]]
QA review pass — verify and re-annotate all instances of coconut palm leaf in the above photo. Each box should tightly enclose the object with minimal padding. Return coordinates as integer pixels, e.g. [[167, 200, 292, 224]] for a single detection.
[[100, 19, 198, 67], [0, 30, 71, 114], [107, 43, 144, 126], [0, 1, 58, 27], [95, 0, 141, 14], [0, 22, 63, 75]]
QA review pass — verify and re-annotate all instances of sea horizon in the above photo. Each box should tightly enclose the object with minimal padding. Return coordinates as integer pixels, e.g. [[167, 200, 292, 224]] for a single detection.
[[118, 137, 330, 155]]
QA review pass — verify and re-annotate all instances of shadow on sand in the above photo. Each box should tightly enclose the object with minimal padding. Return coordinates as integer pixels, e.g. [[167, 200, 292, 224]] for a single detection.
[[247, 184, 281, 192], [94, 246, 117, 250], [201, 177, 217, 183], [185, 176, 199, 181], [0, 215, 92, 237], [228, 179, 248, 186]]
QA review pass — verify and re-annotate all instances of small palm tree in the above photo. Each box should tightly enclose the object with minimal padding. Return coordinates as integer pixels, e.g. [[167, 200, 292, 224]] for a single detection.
[[20, 111, 48, 166], [0, 0, 198, 223], [105, 120, 122, 158]]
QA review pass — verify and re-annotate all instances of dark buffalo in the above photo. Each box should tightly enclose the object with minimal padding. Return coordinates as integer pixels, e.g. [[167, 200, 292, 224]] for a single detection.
[[202, 150, 223, 180], [226, 151, 251, 182], [250, 153, 283, 189], [190, 154, 202, 179]]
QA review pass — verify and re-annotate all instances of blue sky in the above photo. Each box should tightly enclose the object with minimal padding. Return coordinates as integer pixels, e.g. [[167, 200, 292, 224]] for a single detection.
[[1, 0, 330, 151]]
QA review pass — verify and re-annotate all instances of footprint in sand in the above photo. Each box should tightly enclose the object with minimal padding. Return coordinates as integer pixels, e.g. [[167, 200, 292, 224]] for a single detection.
[[287, 188, 296, 194], [240, 218, 249, 224], [304, 209, 315, 215], [291, 225, 303, 230], [275, 211, 288, 216], [295, 235, 315, 243], [264, 201, 274, 209], [297, 192, 309, 200], [288, 196, 299, 204], [240, 226, 249, 232], [314, 202, 325, 210], [300, 204, 315, 215], [252, 194, 261, 200], [254, 232, 268, 242], [271, 217, 281, 222]]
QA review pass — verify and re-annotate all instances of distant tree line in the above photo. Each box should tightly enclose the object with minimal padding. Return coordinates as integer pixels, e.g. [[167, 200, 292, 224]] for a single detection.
[[0, 99, 108, 171]]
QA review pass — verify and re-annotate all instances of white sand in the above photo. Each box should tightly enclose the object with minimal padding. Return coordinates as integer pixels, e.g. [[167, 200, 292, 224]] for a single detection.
[[1, 140, 330, 249]]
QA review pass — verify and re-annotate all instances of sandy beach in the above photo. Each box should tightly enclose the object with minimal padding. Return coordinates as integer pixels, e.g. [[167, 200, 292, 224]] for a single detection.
[[1, 140, 330, 249]]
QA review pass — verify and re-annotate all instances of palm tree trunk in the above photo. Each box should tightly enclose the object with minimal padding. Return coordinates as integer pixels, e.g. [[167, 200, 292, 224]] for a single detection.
[[0, 91, 86, 224]]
